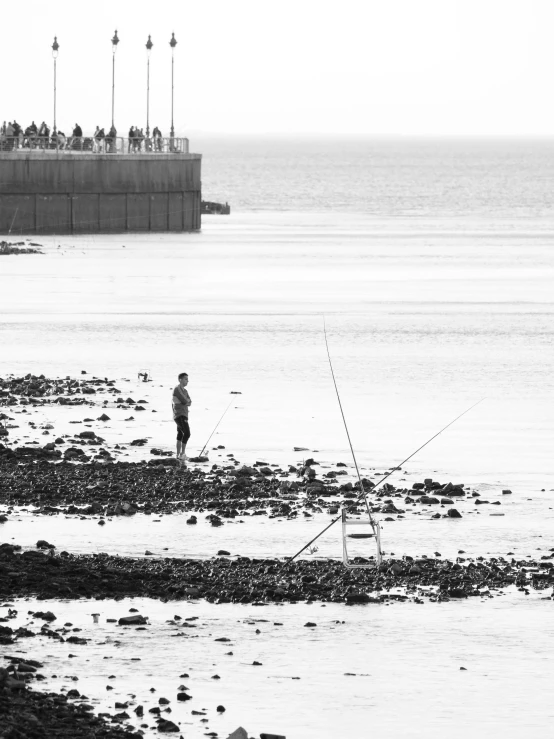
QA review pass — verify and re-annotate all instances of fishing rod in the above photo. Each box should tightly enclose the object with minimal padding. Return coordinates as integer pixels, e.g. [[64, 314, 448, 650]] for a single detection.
[[8, 208, 18, 235], [198, 397, 235, 457], [322, 316, 377, 526], [284, 316, 380, 565], [284, 319, 485, 565]]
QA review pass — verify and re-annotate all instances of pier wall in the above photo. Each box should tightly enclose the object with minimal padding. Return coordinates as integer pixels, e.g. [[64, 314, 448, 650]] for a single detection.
[[0, 152, 202, 234]]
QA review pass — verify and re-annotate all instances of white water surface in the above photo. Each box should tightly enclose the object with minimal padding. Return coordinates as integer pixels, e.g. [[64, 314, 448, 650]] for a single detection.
[[2, 139, 554, 737], [1, 497, 553, 562], [3, 595, 553, 739], [1, 212, 554, 490]]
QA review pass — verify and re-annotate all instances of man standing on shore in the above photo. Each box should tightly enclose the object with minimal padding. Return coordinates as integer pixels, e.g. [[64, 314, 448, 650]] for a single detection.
[[173, 372, 191, 463]]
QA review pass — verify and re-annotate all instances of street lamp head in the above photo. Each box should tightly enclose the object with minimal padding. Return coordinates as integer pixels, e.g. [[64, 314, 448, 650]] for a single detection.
[[112, 29, 120, 53], [146, 35, 153, 55], [169, 32, 177, 50], [52, 36, 59, 59]]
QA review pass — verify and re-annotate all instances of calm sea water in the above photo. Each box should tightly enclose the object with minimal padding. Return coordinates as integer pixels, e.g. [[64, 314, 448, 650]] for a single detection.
[[1, 138, 554, 737], [3, 596, 553, 739], [198, 135, 554, 217]]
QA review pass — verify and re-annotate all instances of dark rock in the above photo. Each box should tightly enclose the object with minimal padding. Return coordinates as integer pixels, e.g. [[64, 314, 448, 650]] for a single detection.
[[118, 615, 148, 626], [345, 593, 375, 604], [158, 718, 180, 732], [67, 635, 88, 644], [36, 539, 55, 549], [32, 611, 56, 621], [420, 496, 440, 504], [448, 588, 468, 598], [447, 508, 462, 518]]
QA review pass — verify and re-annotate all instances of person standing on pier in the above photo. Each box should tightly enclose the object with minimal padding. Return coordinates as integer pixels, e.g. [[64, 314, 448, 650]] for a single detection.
[[71, 123, 82, 150], [93, 126, 102, 153], [153, 126, 162, 151], [107, 125, 117, 153], [173, 372, 191, 464], [5, 122, 14, 150]]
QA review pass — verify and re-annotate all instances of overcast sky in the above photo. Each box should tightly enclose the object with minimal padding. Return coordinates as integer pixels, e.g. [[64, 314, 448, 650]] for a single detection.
[[2, 0, 553, 137]]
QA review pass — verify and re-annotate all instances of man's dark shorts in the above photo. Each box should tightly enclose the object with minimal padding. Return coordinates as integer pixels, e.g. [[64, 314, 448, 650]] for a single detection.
[[175, 416, 190, 444]]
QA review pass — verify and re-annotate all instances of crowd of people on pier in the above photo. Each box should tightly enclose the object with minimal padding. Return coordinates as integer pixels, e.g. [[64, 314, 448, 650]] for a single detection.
[[0, 120, 167, 153]]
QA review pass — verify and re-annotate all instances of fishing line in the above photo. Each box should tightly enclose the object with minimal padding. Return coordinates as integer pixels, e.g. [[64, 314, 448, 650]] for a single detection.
[[322, 315, 376, 525], [285, 396, 485, 564], [198, 397, 235, 457], [284, 318, 486, 564]]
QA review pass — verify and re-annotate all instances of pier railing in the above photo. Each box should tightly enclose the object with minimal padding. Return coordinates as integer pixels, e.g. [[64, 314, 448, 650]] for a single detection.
[[0, 135, 189, 155]]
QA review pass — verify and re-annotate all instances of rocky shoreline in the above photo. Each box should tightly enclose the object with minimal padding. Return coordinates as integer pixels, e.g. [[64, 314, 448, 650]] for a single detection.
[[1, 543, 552, 605], [0, 439, 492, 521], [0, 637, 260, 739], [0, 431, 479, 519], [0, 372, 524, 524], [1, 659, 143, 739], [1, 372, 552, 738], [0, 240, 43, 255], [1, 371, 553, 606]]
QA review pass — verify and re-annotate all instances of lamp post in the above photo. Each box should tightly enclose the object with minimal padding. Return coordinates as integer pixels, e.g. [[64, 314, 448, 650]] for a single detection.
[[169, 32, 177, 143], [111, 29, 120, 129], [52, 36, 59, 138], [146, 35, 153, 138]]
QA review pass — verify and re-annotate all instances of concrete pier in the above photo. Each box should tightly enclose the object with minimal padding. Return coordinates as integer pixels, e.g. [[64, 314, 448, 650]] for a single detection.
[[0, 150, 202, 234]]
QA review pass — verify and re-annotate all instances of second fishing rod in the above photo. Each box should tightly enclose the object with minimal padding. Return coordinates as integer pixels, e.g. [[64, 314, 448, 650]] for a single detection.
[[283, 318, 485, 566], [197, 396, 236, 458]]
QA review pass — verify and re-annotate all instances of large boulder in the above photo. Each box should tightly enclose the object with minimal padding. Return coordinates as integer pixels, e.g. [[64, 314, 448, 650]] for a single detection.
[[118, 615, 148, 626]]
